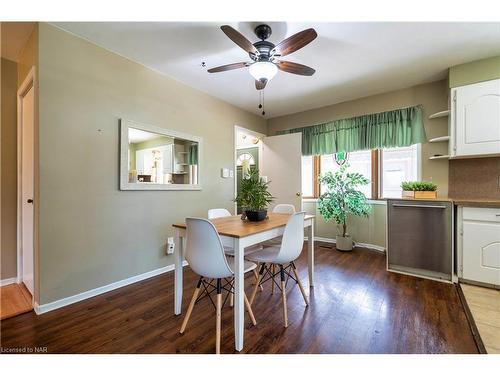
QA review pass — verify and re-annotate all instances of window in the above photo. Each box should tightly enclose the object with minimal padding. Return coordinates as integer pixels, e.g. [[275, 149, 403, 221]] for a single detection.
[[301, 144, 419, 200], [380, 144, 419, 198], [320, 150, 372, 198]]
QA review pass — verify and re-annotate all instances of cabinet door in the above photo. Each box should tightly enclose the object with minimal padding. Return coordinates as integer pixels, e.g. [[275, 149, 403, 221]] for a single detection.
[[454, 79, 500, 157], [462, 221, 500, 286]]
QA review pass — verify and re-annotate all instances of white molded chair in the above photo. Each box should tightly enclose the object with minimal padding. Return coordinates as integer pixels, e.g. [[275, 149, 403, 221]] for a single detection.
[[179, 217, 257, 354], [272, 204, 296, 215], [247, 212, 309, 328], [261, 204, 297, 293], [208, 208, 263, 294], [207, 208, 232, 219], [264, 204, 296, 244], [207, 208, 263, 256]]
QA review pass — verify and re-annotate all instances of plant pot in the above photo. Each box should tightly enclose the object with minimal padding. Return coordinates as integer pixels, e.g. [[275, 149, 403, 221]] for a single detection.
[[402, 190, 438, 199], [245, 209, 268, 222], [336, 235, 353, 251]]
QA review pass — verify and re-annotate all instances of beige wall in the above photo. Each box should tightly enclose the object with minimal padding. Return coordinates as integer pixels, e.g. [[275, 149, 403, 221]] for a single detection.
[[449, 56, 500, 88], [37, 23, 266, 304], [268, 80, 449, 247], [1, 57, 18, 280]]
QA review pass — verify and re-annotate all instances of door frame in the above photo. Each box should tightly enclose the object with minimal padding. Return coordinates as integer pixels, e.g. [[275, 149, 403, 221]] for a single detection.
[[233, 125, 265, 214], [17, 66, 37, 304]]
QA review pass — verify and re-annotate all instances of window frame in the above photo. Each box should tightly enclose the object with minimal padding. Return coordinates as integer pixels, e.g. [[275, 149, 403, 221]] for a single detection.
[[303, 145, 420, 201], [378, 144, 421, 199]]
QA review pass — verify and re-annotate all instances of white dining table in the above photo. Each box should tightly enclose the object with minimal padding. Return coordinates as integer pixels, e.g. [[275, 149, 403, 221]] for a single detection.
[[172, 213, 315, 351]]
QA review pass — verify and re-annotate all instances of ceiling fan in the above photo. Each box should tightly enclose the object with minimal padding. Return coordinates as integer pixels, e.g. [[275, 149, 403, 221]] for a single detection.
[[208, 24, 318, 90]]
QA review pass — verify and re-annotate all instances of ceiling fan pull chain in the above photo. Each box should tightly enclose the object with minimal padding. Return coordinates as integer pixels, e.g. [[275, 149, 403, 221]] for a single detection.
[[262, 90, 266, 116]]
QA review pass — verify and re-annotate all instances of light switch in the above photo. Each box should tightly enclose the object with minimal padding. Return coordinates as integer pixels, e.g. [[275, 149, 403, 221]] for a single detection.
[[229, 170, 234, 178], [221, 168, 230, 178]]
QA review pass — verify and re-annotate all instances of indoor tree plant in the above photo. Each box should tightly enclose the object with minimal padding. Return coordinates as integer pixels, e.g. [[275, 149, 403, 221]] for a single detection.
[[401, 181, 438, 199], [234, 169, 274, 221], [318, 164, 371, 251]]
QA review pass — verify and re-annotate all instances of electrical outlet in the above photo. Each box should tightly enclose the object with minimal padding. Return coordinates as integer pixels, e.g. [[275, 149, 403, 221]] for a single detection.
[[167, 237, 175, 254]]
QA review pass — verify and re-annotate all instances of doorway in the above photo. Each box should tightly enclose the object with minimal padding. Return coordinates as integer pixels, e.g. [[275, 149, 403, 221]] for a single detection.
[[234, 126, 264, 214], [233, 126, 304, 215], [17, 67, 36, 301]]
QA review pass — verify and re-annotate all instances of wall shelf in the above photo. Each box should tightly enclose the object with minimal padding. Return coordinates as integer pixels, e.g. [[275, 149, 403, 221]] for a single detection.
[[429, 110, 450, 119], [429, 136, 450, 143], [429, 155, 450, 160]]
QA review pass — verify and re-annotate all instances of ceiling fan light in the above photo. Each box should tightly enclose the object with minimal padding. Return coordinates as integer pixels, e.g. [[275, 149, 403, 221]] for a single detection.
[[249, 62, 278, 81]]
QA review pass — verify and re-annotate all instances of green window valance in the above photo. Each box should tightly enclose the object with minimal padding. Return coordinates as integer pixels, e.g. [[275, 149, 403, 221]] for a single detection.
[[277, 105, 426, 156], [187, 144, 198, 165]]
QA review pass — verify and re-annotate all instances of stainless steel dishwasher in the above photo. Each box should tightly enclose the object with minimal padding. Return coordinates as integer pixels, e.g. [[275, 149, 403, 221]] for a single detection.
[[387, 199, 453, 282]]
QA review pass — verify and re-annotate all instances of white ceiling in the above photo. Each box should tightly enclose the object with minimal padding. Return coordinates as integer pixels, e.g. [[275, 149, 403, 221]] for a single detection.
[[53, 22, 500, 118]]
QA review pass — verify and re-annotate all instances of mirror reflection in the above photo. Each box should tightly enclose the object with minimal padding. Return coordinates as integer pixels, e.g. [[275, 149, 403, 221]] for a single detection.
[[127, 127, 198, 185]]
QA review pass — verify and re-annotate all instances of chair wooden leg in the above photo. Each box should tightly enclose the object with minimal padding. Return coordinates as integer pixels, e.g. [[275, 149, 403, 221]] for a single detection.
[[271, 264, 276, 294], [244, 292, 257, 326], [215, 279, 222, 354], [292, 262, 309, 306], [250, 263, 265, 305], [180, 277, 202, 334], [253, 268, 263, 291], [280, 265, 288, 328]]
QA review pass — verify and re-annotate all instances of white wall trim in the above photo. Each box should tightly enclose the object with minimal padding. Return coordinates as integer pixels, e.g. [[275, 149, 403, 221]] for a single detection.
[[0, 277, 18, 287], [34, 261, 188, 315], [307, 236, 386, 253], [17, 66, 37, 292]]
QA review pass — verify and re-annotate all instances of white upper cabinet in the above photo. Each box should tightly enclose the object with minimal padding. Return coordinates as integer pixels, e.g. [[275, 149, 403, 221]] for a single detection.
[[451, 78, 500, 158]]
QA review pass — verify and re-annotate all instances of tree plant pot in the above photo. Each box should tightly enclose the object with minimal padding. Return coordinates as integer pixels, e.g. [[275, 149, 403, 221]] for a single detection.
[[245, 209, 268, 222], [336, 235, 353, 251], [402, 190, 438, 199]]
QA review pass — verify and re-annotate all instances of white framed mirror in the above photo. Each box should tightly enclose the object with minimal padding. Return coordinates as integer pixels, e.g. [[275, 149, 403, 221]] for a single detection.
[[120, 119, 202, 191]]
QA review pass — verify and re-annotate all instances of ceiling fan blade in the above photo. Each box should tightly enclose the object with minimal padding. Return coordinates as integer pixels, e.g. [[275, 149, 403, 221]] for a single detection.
[[255, 79, 267, 90], [277, 61, 316, 76], [221, 25, 259, 55], [272, 28, 317, 57], [207, 62, 249, 73]]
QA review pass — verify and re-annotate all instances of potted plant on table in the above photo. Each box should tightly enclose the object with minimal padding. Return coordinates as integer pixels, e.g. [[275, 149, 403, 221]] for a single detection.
[[234, 169, 274, 222], [401, 181, 438, 199], [318, 164, 371, 251]]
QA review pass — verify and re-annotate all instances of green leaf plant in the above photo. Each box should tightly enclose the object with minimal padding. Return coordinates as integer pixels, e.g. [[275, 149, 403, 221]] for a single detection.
[[318, 163, 371, 238], [234, 169, 274, 211], [401, 181, 437, 191]]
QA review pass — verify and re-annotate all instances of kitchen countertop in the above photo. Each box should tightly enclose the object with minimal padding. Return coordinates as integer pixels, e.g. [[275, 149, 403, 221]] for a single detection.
[[391, 197, 500, 208], [451, 199, 500, 208]]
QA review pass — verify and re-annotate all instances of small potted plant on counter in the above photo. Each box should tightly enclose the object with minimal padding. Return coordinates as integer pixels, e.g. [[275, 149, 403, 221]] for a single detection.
[[401, 181, 438, 199], [318, 164, 371, 251], [235, 169, 274, 222]]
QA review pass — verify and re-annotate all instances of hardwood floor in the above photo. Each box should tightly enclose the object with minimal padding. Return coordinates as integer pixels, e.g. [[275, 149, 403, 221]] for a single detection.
[[0, 245, 478, 354], [460, 284, 500, 354], [0, 283, 33, 320]]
